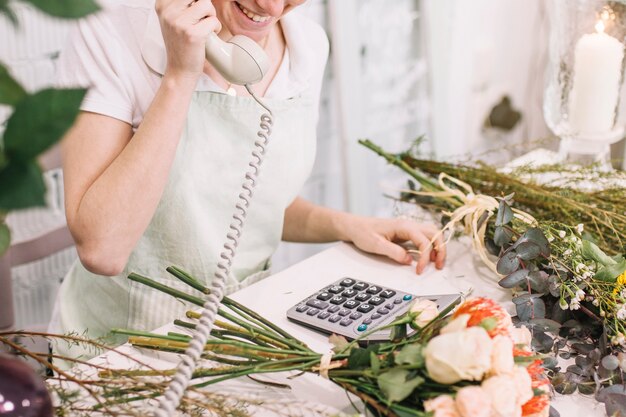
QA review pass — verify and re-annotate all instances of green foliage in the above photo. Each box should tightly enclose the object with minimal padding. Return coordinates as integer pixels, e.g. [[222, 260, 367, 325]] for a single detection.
[[0, 0, 17, 25], [21, 0, 99, 19], [377, 369, 424, 402], [0, 161, 46, 210], [0, 223, 9, 254], [394, 344, 424, 367], [0, 63, 26, 105]]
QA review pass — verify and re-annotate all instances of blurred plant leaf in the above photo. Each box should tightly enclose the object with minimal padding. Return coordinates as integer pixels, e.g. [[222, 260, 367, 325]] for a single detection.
[[370, 351, 380, 374], [494, 226, 513, 247], [604, 394, 626, 417], [581, 240, 616, 266], [513, 228, 550, 257], [552, 372, 577, 395], [597, 385, 626, 402], [395, 344, 423, 367], [594, 259, 626, 282], [0, 62, 26, 105], [528, 271, 550, 293], [377, 369, 424, 402], [348, 345, 378, 370], [514, 294, 545, 321], [529, 318, 561, 333], [495, 199, 513, 226], [516, 241, 541, 261], [531, 331, 554, 353], [0, 161, 46, 210], [4, 88, 86, 161], [497, 250, 520, 275], [22, 0, 99, 18], [0, 222, 9, 255], [0, 0, 17, 25], [499, 268, 529, 288]]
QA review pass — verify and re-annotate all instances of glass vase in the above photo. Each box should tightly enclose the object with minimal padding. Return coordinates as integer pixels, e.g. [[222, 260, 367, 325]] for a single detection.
[[544, 0, 626, 166]]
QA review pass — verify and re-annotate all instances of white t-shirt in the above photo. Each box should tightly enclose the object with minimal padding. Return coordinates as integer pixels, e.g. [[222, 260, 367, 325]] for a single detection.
[[56, 0, 329, 129]]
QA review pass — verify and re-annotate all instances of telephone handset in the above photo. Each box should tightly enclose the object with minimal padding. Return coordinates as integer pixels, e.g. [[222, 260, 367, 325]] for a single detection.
[[205, 32, 269, 85], [155, 18, 274, 417]]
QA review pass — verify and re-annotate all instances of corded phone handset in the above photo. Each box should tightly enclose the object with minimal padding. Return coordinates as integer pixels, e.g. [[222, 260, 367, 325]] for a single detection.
[[155, 20, 273, 417]]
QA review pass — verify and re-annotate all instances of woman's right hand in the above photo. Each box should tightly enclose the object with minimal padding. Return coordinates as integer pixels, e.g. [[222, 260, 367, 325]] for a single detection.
[[156, 0, 221, 81]]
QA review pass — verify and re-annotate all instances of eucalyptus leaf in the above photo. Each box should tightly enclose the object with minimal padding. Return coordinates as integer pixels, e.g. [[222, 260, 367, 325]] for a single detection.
[[495, 199, 513, 226], [494, 226, 513, 247], [0, 222, 9, 256], [377, 369, 424, 402], [395, 344, 423, 366], [22, 0, 99, 18], [531, 331, 554, 353], [514, 295, 545, 321], [0, 62, 26, 105], [581, 240, 616, 266], [0, 161, 46, 210], [513, 228, 550, 257], [552, 372, 577, 395], [528, 271, 550, 293], [549, 407, 561, 417], [499, 268, 529, 289], [529, 318, 561, 333], [516, 241, 541, 261], [4, 88, 86, 161], [602, 355, 620, 371], [604, 394, 626, 417], [596, 384, 626, 402], [497, 250, 520, 275]]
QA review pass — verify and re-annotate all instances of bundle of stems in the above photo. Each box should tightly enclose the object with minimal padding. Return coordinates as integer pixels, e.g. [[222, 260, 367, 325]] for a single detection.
[[359, 139, 626, 255]]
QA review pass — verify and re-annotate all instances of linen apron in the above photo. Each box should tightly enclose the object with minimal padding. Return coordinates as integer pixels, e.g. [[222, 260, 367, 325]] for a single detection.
[[54, 91, 316, 361]]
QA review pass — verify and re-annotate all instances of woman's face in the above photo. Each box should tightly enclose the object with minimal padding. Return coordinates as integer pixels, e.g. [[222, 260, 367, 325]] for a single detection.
[[213, 0, 306, 42]]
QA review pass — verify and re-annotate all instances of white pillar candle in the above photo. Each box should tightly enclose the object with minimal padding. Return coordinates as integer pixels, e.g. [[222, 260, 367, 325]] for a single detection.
[[569, 21, 624, 137]]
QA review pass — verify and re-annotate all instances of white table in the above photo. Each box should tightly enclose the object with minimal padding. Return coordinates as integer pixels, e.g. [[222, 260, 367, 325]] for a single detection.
[[89, 241, 606, 416]]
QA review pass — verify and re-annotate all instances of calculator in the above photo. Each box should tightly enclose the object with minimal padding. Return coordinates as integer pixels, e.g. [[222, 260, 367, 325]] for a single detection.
[[286, 278, 461, 343]]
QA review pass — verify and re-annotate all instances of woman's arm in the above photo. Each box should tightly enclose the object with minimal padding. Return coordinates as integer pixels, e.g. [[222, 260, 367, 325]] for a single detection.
[[63, 0, 221, 276], [282, 197, 446, 274]]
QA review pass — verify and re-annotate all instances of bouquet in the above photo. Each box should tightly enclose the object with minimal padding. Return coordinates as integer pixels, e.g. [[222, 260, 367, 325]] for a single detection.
[[360, 139, 626, 414]]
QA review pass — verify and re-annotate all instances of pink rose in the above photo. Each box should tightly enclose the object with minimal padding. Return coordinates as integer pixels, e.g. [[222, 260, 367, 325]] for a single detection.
[[490, 335, 514, 375], [510, 326, 532, 347], [440, 314, 470, 334], [424, 395, 461, 417], [511, 366, 533, 407], [455, 386, 491, 417], [481, 375, 522, 417]]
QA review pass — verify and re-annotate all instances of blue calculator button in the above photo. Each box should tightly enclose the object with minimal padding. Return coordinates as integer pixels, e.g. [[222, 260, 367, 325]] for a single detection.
[[403, 294, 413, 301], [357, 324, 367, 332]]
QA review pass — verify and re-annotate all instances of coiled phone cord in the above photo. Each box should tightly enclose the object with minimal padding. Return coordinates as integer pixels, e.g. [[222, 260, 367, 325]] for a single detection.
[[154, 85, 273, 416]]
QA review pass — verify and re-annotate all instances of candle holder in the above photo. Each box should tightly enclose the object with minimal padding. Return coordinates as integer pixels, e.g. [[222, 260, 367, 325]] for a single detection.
[[544, 0, 626, 168]]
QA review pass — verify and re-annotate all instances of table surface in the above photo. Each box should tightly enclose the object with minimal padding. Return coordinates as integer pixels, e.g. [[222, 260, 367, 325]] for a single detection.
[[89, 240, 606, 416]]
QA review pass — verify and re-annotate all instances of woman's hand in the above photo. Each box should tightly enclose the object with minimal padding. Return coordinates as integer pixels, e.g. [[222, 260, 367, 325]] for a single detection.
[[342, 217, 446, 274], [156, 0, 221, 81]]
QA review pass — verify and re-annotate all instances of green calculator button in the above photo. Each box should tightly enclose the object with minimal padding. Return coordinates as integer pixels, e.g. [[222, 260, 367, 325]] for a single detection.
[[357, 324, 367, 332]]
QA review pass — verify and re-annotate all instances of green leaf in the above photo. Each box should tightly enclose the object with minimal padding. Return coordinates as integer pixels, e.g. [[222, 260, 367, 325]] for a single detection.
[[370, 351, 380, 374], [497, 250, 520, 275], [0, 62, 27, 105], [528, 318, 561, 333], [595, 259, 626, 282], [516, 241, 541, 261], [377, 369, 424, 402], [348, 345, 378, 370], [22, 0, 99, 18], [0, 222, 10, 256], [395, 344, 424, 366], [495, 199, 514, 226], [499, 268, 529, 288], [4, 88, 86, 161], [513, 228, 551, 257], [0, 160, 46, 210], [0, 0, 18, 26], [581, 240, 616, 266], [390, 323, 407, 341], [494, 226, 513, 247]]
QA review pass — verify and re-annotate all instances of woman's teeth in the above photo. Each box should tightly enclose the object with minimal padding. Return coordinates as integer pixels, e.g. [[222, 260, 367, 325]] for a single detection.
[[237, 3, 270, 22]]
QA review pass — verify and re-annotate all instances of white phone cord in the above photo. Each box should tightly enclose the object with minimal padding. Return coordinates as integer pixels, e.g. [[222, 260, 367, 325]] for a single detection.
[[154, 85, 273, 416]]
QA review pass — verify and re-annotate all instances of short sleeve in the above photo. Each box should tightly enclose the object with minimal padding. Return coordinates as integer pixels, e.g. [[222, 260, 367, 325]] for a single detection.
[[56, 12, 134, 125]]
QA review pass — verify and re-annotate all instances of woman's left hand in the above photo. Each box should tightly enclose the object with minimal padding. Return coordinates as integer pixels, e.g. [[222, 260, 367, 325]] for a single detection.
[[342, 217, 446, 274]]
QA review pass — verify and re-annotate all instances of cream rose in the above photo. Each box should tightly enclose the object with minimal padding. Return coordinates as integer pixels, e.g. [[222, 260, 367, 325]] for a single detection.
[[481, 375, 522, 417], [424, 395, 461, 417], [440, 314, 470, 334], [409, 298, 439, 328], [490, 335, 514, 375], [511, 366, 533, 406], [424, 326, 493, 384], [455, 386, 491, 417], [510, 326, 532, 347]]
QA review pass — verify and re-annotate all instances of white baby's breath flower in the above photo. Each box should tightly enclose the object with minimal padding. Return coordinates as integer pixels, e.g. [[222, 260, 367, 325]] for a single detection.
[[559, 298, 569, 310], [576, 224, 584, 234], [592, 299, 600, 307], [575, 263, 587, 273], [570, 299, 581, 310], [547, 235, 555, 243], [575, 289, 585, 301], [563, 249, 573, 257], [583, 271, 594, 280], [558, 230, 566, 239], [617, 305, 626, 321]]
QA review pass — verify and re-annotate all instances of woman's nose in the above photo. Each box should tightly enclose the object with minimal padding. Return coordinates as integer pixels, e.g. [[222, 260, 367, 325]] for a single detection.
[[255, 0, 284, 17]]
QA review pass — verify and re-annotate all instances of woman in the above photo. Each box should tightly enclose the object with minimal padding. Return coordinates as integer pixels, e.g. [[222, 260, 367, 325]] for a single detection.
[[54, 0, 446, 359]]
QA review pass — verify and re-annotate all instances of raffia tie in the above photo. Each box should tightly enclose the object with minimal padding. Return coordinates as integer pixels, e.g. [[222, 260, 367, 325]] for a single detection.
[[312, 352, 342, 379], [404, 173, 537, 277]]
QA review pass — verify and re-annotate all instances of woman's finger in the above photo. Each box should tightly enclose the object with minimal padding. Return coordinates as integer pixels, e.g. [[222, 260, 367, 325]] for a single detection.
[[370, 237, 412, 265]]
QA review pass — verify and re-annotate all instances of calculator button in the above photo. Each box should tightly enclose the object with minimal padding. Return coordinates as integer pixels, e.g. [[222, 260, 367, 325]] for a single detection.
[[403, 294, 413, 301], [377, 307, 390, 315], [318, 312, 331, 320], [328, 285, 343, 294], [306, 299, 329, 309], [366, 285, 382, 294], [329, 315, 341, 323], [363, 318, 373, 325], [296, 305, 308, 313], [357, 324, 368, 332], [339, 318, 353, 326], [342, 289, 358, 298], [357, 304, 374, 313], [353, 282, 369, 291], [371, 313, 382, 320], [317, 292, 333, 301], [338, 308, 351, 317], [307, 308, 320, 316], [340, 278, 356, 287], [350, 312, 362, 320], [327, 305, 340, 313], [394, 297, 403, 304], [355, 293, 371, 302], [380, 289, 396, 298], [344, 300, 361, 309], [369, 296, 384, 306], [385, 303, 394, 310], [330, 296, 346, 305]]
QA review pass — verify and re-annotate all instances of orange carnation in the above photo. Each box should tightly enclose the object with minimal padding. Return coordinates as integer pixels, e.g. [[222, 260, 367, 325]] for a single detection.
[[453, 297, 513, 337]]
